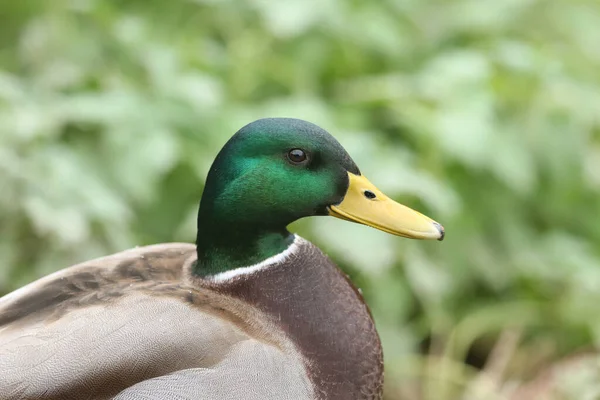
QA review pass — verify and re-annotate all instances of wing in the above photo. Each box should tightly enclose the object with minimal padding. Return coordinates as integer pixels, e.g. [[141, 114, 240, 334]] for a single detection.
[[0, 244, 313, 400], [0, 243, 196, 328], [113, 343, 313, 400], [0, 244, 239, 399], [0, 291, 255, 399]]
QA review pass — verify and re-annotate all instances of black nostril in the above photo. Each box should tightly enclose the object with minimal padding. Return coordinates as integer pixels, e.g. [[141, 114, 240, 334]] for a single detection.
[[364, 190, 377, 200]]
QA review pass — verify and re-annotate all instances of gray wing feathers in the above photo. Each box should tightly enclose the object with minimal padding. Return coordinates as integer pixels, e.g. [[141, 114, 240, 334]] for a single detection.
[[115, 342, 313, 400], [0, 244, 314, 399], [0, 294, 246, 399], [1, 293, 313, 399]]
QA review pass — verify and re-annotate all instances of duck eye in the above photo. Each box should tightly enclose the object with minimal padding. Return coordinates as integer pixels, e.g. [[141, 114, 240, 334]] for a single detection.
[[287, 148, 307, 164]]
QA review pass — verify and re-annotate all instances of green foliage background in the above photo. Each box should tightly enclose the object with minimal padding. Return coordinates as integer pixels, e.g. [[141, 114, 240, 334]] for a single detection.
[[1, 0, 600, 398]]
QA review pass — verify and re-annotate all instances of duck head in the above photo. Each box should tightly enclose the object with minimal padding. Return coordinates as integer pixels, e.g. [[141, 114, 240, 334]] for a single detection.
[[196, 118, 443, 275]]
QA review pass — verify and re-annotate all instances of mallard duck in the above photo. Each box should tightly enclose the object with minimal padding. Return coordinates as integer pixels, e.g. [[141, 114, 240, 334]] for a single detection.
[[0, 118, 444, 400]]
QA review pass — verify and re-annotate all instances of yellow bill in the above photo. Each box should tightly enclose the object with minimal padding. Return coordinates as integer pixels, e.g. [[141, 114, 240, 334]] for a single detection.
[[328, 173, 445, 241]]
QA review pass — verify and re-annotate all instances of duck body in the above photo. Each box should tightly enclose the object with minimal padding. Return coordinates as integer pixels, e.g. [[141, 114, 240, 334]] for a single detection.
[[0, 237, 382, 399], [0, 118, 443, 399]]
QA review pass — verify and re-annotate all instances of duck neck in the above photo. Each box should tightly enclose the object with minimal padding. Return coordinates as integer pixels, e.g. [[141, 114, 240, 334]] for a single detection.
[[194, 216, 294, 277]]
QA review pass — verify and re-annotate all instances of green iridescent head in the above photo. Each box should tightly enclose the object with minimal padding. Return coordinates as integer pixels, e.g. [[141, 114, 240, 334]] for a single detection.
[[195, 118, 443, 276]]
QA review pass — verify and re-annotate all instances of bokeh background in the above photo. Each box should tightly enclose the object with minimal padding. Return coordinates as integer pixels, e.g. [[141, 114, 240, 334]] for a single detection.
[[2, 0, 600, 398]]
